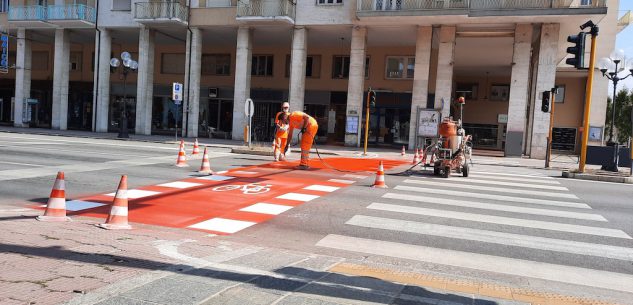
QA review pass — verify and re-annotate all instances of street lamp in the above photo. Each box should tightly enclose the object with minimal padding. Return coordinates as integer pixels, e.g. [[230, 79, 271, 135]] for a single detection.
[[597, 49, 633, 172], [109, 52, 138, 138]]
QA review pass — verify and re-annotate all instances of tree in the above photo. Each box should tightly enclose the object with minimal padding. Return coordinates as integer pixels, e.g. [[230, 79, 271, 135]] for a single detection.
[[605, 88, 633, 144]]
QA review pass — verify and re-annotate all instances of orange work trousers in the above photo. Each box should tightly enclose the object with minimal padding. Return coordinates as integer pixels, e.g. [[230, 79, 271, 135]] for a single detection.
[[273, 137, 287, 160], [299, 124, 318, 166]]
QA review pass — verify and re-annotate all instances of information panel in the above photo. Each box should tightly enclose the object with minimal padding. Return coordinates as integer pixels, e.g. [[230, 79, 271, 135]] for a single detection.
[[417, 109, 440, 137]]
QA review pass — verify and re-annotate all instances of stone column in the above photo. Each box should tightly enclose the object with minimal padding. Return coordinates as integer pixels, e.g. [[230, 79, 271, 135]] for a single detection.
[[529, 23, 559, 159], [434, 26, 456, 119], [409, 26, 432, 150], [95, 28, 111, 132], [52, 28, 70, 130], [345, 26, 367, 147], [505, 24, 533, 156], [289, 26, 307, 112], [232, 26, 252, 141], [14, 28, 31, 127], [184, 27, 202, 138], [135, 25, 155, 135]]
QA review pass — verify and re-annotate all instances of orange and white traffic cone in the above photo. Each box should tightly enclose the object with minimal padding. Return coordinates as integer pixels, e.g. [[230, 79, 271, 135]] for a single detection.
[[401, 146, 406, 156], [411, 149, 419, 165], [98, 175, 132, 230], [176, 140, 188, 167], [371, 161, 388, 189], [192, 138, 200, 156], [37, 171, 71, 222], [199, 147, 213, 174]]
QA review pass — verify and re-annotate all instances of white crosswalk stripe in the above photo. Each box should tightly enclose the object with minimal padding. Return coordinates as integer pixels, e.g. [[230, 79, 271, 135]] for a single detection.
[[394, 185, 589, 209], [315, 168, 633, 294], [402, 179, 575, 199]]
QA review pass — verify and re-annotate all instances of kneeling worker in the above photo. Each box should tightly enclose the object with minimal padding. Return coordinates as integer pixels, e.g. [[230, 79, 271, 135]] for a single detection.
[[273, 102, 290, 161], [282, 111, 318, 170]]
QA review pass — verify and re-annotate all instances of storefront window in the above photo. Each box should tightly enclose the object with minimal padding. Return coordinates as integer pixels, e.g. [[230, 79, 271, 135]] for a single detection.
[[463, 123, 498, 148], [108, 97, 136, 133], [151, 96, 182, 134]]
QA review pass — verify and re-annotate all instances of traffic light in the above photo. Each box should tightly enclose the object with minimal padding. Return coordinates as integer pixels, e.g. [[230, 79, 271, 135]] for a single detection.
[[368, 90, 376, 108], [565, 32, 586, 69], [541, 91, 550, 113]]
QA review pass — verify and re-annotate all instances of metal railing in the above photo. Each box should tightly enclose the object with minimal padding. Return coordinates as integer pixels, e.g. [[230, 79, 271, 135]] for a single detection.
[[237, 0, 295, 20], [357, 0, 606, 12], [47, 4, 96, 22], [8, 5, 47, 21], [134, 2, 189, 21]]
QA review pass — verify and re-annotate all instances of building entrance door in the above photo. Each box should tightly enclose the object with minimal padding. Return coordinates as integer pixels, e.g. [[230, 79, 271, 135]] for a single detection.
[[366, 107, 410, 147]]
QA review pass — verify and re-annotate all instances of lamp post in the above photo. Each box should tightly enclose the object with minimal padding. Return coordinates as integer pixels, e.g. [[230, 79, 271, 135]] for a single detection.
[[597, 49, 633, 172], [109, 52, 138, 139]]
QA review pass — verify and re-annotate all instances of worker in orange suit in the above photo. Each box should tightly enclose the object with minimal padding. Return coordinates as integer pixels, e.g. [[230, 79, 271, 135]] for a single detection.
[[282, 111, 319, 170], [273, 102, 290, 161]]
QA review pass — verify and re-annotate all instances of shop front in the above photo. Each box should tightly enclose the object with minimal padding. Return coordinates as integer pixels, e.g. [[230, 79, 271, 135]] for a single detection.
[[362, 92, 411, 147]]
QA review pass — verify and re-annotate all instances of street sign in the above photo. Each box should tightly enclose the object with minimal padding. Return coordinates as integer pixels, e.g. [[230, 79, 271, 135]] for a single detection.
[[244, 98, 254, 117], [172, 82, 183, 101]]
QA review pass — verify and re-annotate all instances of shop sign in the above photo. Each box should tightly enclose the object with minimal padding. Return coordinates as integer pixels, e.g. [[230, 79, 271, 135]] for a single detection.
[[0, 34, 8, 74], [497, 114, 508, 124]]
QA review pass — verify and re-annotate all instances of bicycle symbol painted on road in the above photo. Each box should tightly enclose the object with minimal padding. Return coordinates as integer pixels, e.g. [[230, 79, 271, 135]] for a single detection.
[[212, 183, 272, 195]]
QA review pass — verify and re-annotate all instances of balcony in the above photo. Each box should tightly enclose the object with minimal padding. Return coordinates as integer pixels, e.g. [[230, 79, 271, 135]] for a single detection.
[[46, 4, 96, 27], [356, 0, 607, 17], [8, 5, 48, 27], [8, 4, 96, 28], [134, 2, 189, 25], [236, 0, 295, 24]]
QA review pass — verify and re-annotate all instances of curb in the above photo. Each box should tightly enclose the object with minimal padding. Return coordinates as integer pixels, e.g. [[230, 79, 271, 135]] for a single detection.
[[231, 148, 339, 157], [561, 171, 633, 184]]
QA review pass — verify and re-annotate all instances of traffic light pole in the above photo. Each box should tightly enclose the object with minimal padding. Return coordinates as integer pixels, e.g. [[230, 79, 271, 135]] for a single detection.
[[363, 87, 371, 156], [545, 90, 556, 168], [579, 24, 599, 173]]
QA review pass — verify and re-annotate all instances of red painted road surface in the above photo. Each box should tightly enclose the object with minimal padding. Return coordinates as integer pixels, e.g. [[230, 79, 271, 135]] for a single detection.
[[35, 157, 407, 235]]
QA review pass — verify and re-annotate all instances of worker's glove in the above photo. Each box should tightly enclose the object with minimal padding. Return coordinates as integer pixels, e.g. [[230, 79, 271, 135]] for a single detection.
[[279, 126, 288, 132]]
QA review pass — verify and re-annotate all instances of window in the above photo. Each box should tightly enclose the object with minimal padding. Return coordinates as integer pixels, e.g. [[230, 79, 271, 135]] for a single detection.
[[285, 55, 321, 78], [161, 53, 186, 74], [70, 52, 82, 72], [0, 0, 8, 13], [202, 54, 230, 75], [317, 0, 343, 4], [32, 51, 49, 71], [251, 55, 274, 76], [332, 56, 369, 79], [385, 56, 415, 79], [580, 0, 592, 5], [112, 0, 131, 10]]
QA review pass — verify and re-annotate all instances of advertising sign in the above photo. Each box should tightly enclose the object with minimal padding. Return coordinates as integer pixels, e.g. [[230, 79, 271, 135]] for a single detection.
[[0, 34, 8, 74], [417, 109, 440, 137]]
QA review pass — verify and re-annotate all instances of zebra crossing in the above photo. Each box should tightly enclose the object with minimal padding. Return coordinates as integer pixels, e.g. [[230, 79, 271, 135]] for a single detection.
[[315, 169, 633, 295]]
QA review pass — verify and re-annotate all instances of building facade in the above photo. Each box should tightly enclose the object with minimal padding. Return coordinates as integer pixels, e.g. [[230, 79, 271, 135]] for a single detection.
[[0, 0, 629, 158]]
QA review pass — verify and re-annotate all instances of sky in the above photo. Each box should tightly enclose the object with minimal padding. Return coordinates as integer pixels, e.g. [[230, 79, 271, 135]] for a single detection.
[[615, 2, 633, 93]]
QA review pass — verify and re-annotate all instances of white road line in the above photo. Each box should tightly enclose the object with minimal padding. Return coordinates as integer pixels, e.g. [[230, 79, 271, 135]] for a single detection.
[[468, 173, 561, 185], [156, 181, 203, 189], [105, 189, 161, 199], [328, 179, 356, 184], [471, 171, 555, 179], [402, 179, 575, 199], [188, 218, 256, 233], [394, 185, 590, 209], [382, 193, 606, 222], [276, 193, 320, 202], [367, 203, 630, 239], [239, 203, 293, 215], [316, 234, 633, 293], [303, 185, 340, 192], [347, 215, 633, 261], [343, 174, 368, 179], [0, 134, 179, 150], [408, 176, 566, 190], [0, 161, 44, 167]]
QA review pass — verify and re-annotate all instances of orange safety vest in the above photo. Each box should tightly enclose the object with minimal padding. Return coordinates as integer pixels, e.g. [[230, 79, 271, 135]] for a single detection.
[[288, 111, 317, 130], [275, 111, 289, 138]]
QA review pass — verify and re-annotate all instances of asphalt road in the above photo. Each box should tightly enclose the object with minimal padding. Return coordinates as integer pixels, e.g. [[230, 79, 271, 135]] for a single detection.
[[2, 131, 633, 304]]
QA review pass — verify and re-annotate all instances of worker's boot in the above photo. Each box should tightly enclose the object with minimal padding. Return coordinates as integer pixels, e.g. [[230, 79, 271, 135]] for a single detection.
[[295, 164, 310, 170]]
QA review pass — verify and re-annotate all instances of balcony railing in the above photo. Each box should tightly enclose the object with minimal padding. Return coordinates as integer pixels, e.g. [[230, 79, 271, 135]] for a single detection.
[[8, 5, 47, 21], [237, 0, 295, 21], [357, 0, 606, 12], [134, 2, 189, 22], [47, 4, 96, 22]]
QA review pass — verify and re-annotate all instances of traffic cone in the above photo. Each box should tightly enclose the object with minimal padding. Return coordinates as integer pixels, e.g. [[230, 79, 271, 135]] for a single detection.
[[411, 149, 419, 165], [199, 147, 213, 174], [192, 138, 200, 155], [37, 171, 71, 222], [401, 146, 406, 156], [176, 140, 188, 167], [98, 175, 132, 230], [371, 161, 388, 188]]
